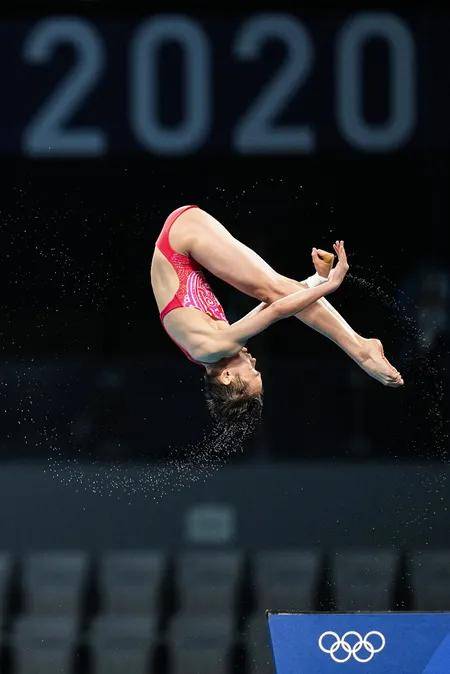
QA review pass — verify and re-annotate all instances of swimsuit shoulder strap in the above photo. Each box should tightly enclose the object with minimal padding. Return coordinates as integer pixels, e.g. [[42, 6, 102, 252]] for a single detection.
[[156, 204, 198, 260]]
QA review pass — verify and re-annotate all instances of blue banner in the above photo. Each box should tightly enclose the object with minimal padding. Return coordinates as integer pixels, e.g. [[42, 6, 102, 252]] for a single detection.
[[268, 612, 450, 674]]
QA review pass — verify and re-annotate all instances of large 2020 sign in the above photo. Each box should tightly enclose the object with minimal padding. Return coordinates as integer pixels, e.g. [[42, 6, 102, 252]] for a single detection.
[[268, 612, 450, 673], [0, 12, 424, 157]]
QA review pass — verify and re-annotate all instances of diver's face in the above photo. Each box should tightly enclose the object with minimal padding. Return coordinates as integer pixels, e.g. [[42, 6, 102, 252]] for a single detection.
[[224, 348, 263, 395]]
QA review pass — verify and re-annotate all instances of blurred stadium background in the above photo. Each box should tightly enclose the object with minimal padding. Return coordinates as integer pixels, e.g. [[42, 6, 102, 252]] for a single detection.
[[0, 0, 449, 672]]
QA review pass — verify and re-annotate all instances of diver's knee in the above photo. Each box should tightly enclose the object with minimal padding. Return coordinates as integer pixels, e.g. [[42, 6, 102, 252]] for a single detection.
[[260, 275, 298, 303]]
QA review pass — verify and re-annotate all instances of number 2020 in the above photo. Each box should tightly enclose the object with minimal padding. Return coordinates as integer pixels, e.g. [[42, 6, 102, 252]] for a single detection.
[[22, 12, 416, 157]]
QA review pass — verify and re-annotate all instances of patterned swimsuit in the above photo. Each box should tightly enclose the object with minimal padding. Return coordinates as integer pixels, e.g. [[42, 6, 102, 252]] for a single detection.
[[156, 205, 227, 364]]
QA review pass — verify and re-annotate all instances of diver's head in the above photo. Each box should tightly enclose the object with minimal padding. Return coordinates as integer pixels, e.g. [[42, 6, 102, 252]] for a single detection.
[[204, 348, 263, 424]]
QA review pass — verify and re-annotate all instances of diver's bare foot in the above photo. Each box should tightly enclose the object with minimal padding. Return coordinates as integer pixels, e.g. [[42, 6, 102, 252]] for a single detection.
[[358, 338, 404, 387]]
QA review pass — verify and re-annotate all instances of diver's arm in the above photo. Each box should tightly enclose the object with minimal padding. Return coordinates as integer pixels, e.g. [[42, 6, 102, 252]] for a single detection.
[[216, 241, 348, 349], [227, 282, 335, 344], [197, 280, 340, 359], [238, 301, 269, 319]]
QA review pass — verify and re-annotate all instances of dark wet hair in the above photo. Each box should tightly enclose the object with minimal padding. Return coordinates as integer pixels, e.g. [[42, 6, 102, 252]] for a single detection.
[[203, 373, 263, 427]]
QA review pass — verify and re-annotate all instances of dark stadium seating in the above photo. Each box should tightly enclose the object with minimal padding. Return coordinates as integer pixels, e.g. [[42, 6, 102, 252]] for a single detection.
[[243, 614, 274, 674], [0, 547, 447, 673], [332, 548, 400, 610], [21, 552, 88, 618], [98, 551, 166, 617], [89, 615, 157, 674], [253, 549, 322, 612], [0, 554, 13, 628], [407, 550, 450, 610], [11, 616, 78, 674], [175, 550, 244, 614]]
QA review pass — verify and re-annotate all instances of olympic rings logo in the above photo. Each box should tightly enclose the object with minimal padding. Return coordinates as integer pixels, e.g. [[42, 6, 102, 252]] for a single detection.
[[318, 630, 386, 663]]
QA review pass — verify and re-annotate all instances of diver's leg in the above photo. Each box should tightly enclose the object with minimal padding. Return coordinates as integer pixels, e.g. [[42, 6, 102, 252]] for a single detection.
[[276, 275, 365, 357], [170, 207, 402, 384], [276, 276, 403, 386], [169, 207, 286, 302]]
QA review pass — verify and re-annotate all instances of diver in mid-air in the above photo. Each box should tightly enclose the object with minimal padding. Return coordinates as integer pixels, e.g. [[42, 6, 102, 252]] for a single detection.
[[151, 205, 403, 423]]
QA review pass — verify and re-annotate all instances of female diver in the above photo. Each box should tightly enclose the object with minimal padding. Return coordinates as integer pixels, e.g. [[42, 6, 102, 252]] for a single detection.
[[150, 205, 403, 423]]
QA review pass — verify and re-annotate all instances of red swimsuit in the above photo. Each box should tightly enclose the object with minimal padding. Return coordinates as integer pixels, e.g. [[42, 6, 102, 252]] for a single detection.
[[156, 205, 227, 363]]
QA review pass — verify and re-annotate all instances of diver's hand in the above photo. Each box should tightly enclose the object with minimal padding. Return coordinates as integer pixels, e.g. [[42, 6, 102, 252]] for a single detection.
[[326, 241, 349, 291], [311, 247, 334, 278]]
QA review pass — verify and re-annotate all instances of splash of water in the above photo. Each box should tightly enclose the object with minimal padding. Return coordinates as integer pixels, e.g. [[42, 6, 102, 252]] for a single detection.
[[348, 265, 447, 461], [44, 415, 257, 502], [347, 266, 448, 533]]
